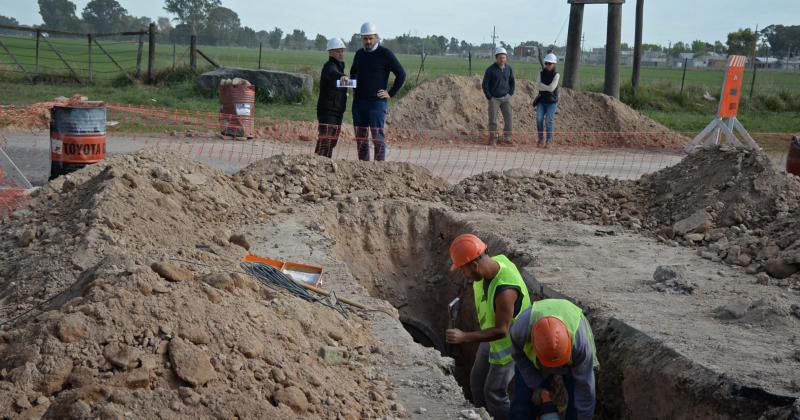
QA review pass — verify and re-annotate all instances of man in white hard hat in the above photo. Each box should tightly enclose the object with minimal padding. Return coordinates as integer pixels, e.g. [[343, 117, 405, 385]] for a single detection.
[[482, 47, 516, 145], [349, 22, 406, 161], [315, 38, 348, 158], [534, 53, 560, 148]]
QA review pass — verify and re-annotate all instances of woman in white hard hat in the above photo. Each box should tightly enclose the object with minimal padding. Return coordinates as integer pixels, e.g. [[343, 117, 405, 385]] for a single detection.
[[535, 53, 560, 148], [315, 38, 348, 158]]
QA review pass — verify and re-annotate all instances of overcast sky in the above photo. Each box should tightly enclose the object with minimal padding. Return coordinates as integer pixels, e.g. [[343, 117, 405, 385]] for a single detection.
[[2, 0, 798, 47]]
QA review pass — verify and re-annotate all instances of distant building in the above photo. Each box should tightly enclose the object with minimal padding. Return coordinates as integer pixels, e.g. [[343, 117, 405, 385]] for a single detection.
[[755, 57, 781, 69], [782, 58, 800, 71], [513, 45, 537, 58]]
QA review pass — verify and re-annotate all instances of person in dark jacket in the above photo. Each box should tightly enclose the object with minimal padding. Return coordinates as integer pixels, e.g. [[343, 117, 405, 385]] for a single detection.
[[349, 22, 406, 161], [315, 37, 348, 158], [482, 47, 515, 145], [535, 53, 560, 148]]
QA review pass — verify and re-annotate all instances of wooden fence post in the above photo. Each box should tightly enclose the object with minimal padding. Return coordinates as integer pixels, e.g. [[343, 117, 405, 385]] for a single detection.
[[135, 32, 144, 78], [34, 29, 41, 81], [88, 34, 93, 82], [172, 43, 176, 69], [147, 23, 156, 83], [680, 58, 688, 95], [190, 35, 197, 72], [258, 42, 262, 69]]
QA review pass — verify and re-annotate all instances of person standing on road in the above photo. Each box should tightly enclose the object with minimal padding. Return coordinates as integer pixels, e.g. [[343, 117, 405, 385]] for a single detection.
[[535, 53, 560, 148], [315, 38, 348, 158], [482, 47, 515, 145], [446, 234, 532, 420], [349, 22, 406, 161], [508, 298, 599, 420]]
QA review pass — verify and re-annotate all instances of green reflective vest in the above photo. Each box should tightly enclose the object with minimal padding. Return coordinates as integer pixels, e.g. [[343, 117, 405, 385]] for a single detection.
[[523, 299, 598, 369], [473, 255, 532, 365]]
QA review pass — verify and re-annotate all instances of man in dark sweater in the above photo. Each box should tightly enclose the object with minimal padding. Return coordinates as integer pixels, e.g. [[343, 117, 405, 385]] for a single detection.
[[315, 38, 348, 158], [482, 47, 515, 145], [349, 22, 406, 161]]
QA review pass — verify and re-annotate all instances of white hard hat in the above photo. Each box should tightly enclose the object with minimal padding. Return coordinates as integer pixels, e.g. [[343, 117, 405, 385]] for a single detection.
[[326, 37, 345, 51], [544, 53, 558, 63], [360, 22, 378, 36], [494, 47, 507, 56]]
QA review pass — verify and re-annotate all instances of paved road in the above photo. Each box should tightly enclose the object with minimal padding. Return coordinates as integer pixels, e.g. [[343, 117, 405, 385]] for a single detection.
[[0, 130, 727, 186]]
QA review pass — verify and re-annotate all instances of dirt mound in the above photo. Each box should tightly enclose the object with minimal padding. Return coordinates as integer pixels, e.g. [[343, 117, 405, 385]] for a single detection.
[[235, 153, 448, 203], [388, 75, 687, 146], [445, 168, 643, 228], [443, 146, 800, 289], [0, 150, 397, 418], [641, 146, 800, 286]]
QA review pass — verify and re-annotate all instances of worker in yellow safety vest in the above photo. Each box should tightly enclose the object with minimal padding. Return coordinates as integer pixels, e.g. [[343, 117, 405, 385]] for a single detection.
[[446, 233, 531, 420], [508, 299, 599, 420]]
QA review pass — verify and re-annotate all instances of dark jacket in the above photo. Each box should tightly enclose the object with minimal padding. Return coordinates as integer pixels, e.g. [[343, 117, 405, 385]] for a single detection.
[[350, 45, 406, 101], [482, 63, 515, 100], [317, 56, 347, 117]]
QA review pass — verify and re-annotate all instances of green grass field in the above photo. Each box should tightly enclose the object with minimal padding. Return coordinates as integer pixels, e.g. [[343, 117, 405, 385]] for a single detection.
[[1, 33, 798, 132]]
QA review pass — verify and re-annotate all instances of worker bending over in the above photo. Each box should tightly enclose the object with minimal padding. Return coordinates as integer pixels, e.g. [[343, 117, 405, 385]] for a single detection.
[[509, 299, 599, 420], [446, 234, 531, 420]]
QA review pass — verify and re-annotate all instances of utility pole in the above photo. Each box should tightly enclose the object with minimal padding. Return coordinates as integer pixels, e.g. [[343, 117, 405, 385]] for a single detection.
[[632, 0, 644, 95], [491, 26, 498, 50]]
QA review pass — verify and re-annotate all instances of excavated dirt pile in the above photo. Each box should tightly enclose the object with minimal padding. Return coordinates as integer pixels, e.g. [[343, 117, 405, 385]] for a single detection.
[[235, 153, 448, 204], [388, 75, 687, 147], [0, 151, 455, 418], [641, 146, 800, 286], [444, 146, 800, 289], [444, 168, 643, 227]]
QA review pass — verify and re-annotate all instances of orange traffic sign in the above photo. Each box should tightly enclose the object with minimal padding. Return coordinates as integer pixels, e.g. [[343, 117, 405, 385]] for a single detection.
[[718, 55, 746, 118]]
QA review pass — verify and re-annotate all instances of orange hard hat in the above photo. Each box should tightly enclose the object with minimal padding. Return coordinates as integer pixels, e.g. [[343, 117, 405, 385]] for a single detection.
[[532, 316, 572, 368], [449, 234, 487, 271]]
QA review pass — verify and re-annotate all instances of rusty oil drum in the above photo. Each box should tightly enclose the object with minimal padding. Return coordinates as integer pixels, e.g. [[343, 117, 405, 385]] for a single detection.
[[787, 135, 800, 176], [49, 103, 106, 180], [219, 83, 255, 139]]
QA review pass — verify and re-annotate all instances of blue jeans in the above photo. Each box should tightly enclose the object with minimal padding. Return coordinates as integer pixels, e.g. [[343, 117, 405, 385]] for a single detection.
[[352, 98, 388, 161], [509, 367, 577, 420], [536, 102, 558, 144]]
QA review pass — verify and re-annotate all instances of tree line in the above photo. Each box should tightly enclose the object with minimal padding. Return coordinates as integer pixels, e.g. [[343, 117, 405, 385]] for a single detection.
[[1, 1, 798, 59]]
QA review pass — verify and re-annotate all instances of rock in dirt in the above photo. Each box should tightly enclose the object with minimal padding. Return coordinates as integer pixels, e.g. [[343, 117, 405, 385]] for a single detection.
[[714, 298, 753, 320], [102, 342, 142, 370], [229, 233, 251, 250], [17, 228, 36, 247], [651, 265, 695, 294], [168, 338, 216, 387], [673, 210, 713, 236], [151, 261, 193, 282], [274, 385, 309, 413], [55, 314, 89, 343], [200, 272, 234, 291], [789, 304, 800, 320], [320, 346, 348, 365], [764, 259, 799, 279]]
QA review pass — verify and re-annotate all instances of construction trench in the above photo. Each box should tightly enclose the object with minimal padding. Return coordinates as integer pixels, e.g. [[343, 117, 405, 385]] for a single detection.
[[256, 198, 800, 420], [1, 149, 799, 418]]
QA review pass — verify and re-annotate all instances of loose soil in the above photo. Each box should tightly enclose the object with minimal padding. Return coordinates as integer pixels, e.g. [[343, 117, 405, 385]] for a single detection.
[[1, 146, 799, 418], [388, 75, 688, 148]]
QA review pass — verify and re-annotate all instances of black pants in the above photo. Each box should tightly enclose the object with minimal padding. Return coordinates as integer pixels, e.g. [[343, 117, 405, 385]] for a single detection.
[[315, 113, 343, 158]]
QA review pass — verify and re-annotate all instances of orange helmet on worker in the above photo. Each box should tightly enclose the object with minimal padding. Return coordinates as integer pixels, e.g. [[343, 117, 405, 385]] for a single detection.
[[445, 233, 531, 419]]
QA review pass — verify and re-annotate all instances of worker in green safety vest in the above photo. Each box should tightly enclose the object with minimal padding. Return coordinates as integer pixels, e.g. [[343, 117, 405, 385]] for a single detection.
[[508, 299, 599, 420], [446, 233, 531, 420]]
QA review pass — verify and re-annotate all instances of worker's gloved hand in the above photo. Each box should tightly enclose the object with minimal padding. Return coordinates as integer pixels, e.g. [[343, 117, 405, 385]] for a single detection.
[[446, 328, 467, 344], [531, 388, 549, 406]]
